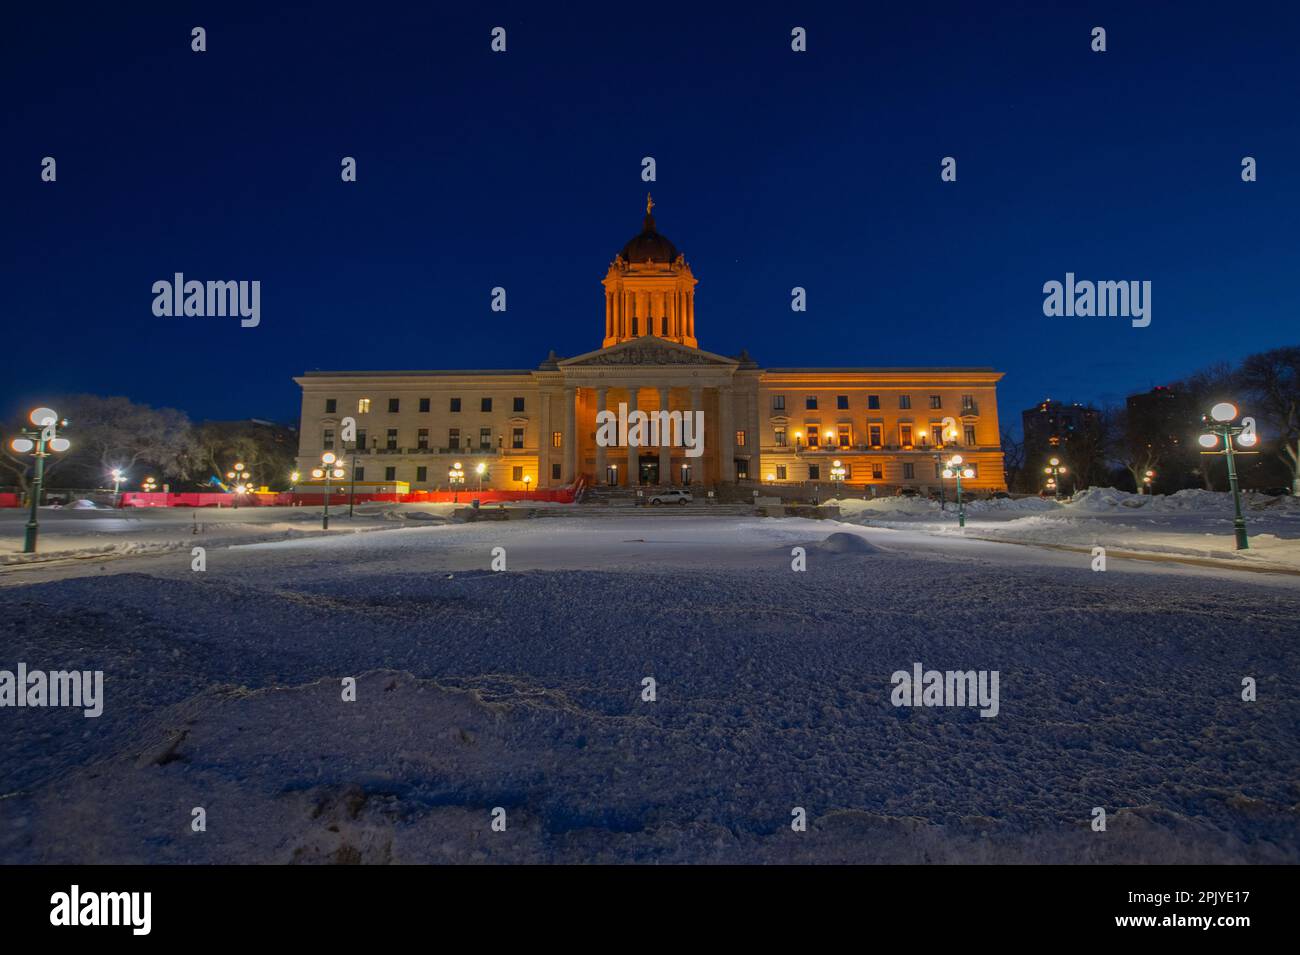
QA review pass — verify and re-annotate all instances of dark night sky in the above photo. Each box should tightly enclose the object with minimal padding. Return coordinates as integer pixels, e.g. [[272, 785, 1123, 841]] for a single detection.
[[2, 2, 1297, 434]]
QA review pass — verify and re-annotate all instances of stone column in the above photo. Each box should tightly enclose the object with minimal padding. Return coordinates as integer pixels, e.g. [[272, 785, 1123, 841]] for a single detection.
[[595, 386, 608, 484], [563, 386, 576, 483], [626, 386, 638, 487], [718, 384, 735, 482], [605, 293, 612, 339], [538, 389, 551, 487], [689, 384, 703, 486], [658, 385, 672, 485]]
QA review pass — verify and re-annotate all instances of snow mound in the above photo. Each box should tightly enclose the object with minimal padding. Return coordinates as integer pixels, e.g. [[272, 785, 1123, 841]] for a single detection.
[[966, 497, 1058, 514], [812, 532, 881, 554], [1070, 487, 1300, 515], [834, 497, 938, 517]]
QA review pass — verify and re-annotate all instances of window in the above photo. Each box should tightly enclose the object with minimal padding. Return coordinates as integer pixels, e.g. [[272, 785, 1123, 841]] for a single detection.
[[480, 428, 491, 450], [775, 427, 787, 447], [416, 466, 427, 482], [448, 428, 460, 449], [772, 395, 786, 411], [964, 425, 977, 445], [900, 424, 913, 446], [872, 463, 883, 480], [417, 428, 429, 450], [868, 395, 880, 410], [735, 430, 746, 448], [805, 396, 818, 410], [836, 395, 849, 410], [842, 464, 853, 479], [513, 397, 525, 413], [903, 463, 915, 479], [512, 466, 523, 481], [929, 395, 942, 409], [776, 465, 787, 480], [388, 398, 400, 413], [898, 395, 911, 410], [356, 429, 367, 449], [386, 429, 397, 450], [736, 459, 749, 480], [481, 397, 493, 413], [932, 425, 944, 445], [961, 394, 975, 413], [868, 424, 882, 447], [512, 427, 524, 449], [552, 431, 563, 448], [837, 425, 850, 448], [354, 466, 365, 481], [808, 465, 820, 480], [322, 429, 335, 450], [552, 463, 561, 480], [385, 466, 396, 481], [450, 398, 461, 413], [324, 398, 337, 413], [806, 428, 819, 449], [358, 398, 371, 413], [419, 398, 430, 413]]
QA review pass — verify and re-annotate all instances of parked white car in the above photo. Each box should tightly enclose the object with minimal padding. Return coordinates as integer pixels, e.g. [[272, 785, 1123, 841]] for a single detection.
[[647, 489, 693, 505]]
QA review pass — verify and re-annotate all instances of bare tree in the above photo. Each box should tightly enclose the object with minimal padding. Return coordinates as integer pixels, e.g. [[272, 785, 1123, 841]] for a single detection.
[[1111, 404, 1161, 492], [54, 395, 191, 488], [1000, 430, 1025, 492], [1237, 346, 1300, 494]]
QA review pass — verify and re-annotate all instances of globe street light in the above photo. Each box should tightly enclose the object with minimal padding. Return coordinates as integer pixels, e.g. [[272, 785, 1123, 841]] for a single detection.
[[941, 453, 975, 528], [475, 461, 486, 492], [1199, 401, 1254, 550], [10, 407, 71, 553], [142, 476, 158, 493], [225, 462, 250, 509], [830, 459, 846, 495], [110, 467, 125, 506], [523, 474, 532, 497], [1142, 469, 1156, 495], [310, 451, 345, 529], [1043, 457, 1067, 500]]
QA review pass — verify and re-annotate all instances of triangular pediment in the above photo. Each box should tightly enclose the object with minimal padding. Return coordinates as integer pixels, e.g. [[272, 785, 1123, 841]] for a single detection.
[[559, 336, 737, 368]]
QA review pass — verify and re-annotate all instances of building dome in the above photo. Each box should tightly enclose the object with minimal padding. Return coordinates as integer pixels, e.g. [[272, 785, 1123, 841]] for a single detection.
[[618, 196, 678, 264]]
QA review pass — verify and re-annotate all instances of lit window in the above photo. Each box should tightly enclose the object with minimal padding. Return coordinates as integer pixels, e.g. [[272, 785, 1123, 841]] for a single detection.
[[775, 427, 787, 447], [900, 424, 913, 446], [358, 398, 371, 413], [552, 431, 563, 448], [735, 430, 746, 447]]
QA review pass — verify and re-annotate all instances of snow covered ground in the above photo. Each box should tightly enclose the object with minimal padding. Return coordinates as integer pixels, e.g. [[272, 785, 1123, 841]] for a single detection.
[[834, 488, 1300, 571], [1, 508, 1297, 864]]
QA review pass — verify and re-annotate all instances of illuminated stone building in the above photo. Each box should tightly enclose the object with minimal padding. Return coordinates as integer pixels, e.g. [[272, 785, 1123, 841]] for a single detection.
[[295, 199, 1007, 493]]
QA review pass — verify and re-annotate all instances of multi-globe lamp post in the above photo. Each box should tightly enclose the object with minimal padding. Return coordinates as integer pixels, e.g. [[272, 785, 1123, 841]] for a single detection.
[[225, 462, 251, 508], [475, 461, 486, 492], [141, 477, 158, 493], [941, 454, 975, 528], [1043, 457, 1067, 499], [9, 407, 71, 554], [1198, 401, 1256, 550], [830, 460, 846, 496], [311, 452, 345, 529], [1142, 469, 1156, 495]]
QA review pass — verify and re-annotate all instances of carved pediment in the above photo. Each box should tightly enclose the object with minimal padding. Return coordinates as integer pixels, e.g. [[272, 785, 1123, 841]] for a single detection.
[[560, 337, 736, 368]]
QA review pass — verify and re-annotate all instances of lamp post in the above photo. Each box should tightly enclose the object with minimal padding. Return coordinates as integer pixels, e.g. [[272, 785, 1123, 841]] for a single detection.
[[1199, 401, 1254, 550], [110, 468, 125, 507], [311, 451, 345, 529], [348, 441, 358, 518], [142, 476, 158, 493], [225, 462, 250, 508], [10, 407, 71, 553], [1142, 469, 1155, 495], [941, 454, 975, 528], [449, 461, 465, 502], [830, 459, 846, 496], [524, 474, 532, 497], [476, 461, 486, 492], [1043, 457, 1067, 500]]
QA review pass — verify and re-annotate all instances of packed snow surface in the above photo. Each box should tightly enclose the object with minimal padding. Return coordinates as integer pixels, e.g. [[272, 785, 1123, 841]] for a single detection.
[[1, 506, 1297, 863]]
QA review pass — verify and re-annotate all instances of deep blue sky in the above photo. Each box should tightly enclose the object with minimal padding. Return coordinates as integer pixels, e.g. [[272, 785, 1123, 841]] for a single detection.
[[2, 2, 1297, 434]]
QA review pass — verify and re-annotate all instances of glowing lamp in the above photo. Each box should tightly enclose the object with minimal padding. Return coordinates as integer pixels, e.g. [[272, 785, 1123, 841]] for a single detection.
[[30, 407, 57, 427], [1209, 402, 1237, 423], [1198, 433, 1218, 448], [11, 438, 34, 453]]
